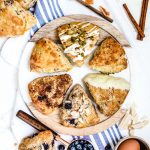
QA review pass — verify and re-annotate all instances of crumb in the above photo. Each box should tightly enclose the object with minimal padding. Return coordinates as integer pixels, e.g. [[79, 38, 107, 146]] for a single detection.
[[85, 0, 94, 5]]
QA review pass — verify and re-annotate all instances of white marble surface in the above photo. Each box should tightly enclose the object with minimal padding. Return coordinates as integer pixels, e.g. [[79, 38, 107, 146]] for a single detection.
[[0, 0, 150, 149]]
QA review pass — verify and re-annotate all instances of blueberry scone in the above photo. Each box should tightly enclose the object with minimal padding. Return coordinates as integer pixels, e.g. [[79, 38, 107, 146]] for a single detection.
[[28, 74, 73, 114], [19, 130, 54, 150], [0, 0, 36, 37], [84, 74, 130, 116], [60, 84, 100, 128], [57, 22, 100, 67], [30, 38, 72, 73], [16, 0, 37, 9], [89, 37, 128, 74]]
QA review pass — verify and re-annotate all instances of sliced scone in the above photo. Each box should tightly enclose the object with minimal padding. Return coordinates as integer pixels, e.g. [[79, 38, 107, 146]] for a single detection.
[[89, 37, 127, 74], [0, 0, 36, 37], [57, 22, 100, 66], [19, 130, 54, 150], [30, 38, 72, 73], [60, 84, 100, 128], [28, 74, 73, 114], [84, 74, 130, 116]]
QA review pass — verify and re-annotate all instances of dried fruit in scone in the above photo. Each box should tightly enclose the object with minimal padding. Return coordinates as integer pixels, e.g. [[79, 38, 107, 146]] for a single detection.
[[30, 38, 72, 73], [89, 37, 128, 74], [84, 73, 130, 116], [19, 130, 54, 150], [16, 0, 37, 9], [28, 74, 73, 114], [60, 84, 100, 128], [0, 0, 36, 37], [57, 22, 100, 66]]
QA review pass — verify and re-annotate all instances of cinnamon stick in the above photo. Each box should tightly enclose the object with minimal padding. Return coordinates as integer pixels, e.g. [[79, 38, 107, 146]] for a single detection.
[[137, 0, 149, 40], [123, 3, 145, 38]]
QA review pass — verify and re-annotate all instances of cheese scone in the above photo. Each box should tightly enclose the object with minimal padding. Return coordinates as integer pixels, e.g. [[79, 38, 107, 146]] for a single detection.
[[30, 38, 72, 73], [61, 84, 100, 128], [84, 74, 130, 116], [16, 0, 37, 9], [57, 22, 100, 66], [28, 74, 73, 114], [0, 0, 36, 37], [19, 131, 54, 150], [89, 37, 127, 74]]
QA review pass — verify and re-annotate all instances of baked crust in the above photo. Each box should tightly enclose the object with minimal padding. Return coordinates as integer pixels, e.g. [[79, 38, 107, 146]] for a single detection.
[[57, 22, 100, 66], [19, 130, 54, 150], [30, 38, 72, 73], [16, 0, 37, 9], [28, 74, 73, 114], [84, 74, 130, 116], [60, 84, 100, 128], [0, 0, 36, 37], [89, 37, 127, 74]]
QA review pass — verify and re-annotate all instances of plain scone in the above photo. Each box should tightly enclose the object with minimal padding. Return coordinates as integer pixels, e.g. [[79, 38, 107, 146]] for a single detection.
[[0, 0, 36, 36], [19, 130, 54, 150], [60, 84, 100, 128], [30, 38, 72, 73], [28, 74, 73, 114], [84, 73, 130, 116], [89, 37, 127, 74]]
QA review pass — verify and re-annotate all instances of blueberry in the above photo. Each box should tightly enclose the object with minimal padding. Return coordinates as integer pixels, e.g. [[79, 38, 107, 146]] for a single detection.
[[70, 147, 76, 150], [105, 144, 111, 150], [64, 102, 72, 109], [69, 119, 75, 124], [74, 140, 79, 145], [87, 144, 93, 148], [58, 144, 65, 150], [76, 144, 82, 149], [79, 140, 84, 144], [42, 143, 49, 150], [84, 144, 88, 148]]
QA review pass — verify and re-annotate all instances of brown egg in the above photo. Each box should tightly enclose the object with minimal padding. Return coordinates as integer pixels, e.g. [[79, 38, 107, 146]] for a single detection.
[[118, 139, 140, 150]]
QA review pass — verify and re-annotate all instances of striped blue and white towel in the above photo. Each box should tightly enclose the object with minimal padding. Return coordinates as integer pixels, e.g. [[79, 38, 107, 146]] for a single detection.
[[29, 1, 124, 149]]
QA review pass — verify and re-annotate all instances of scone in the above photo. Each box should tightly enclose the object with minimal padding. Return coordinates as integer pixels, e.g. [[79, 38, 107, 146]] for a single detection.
[[0, 0, 36, 37], [84, 73, 130, 116], [30, 38, 72, 73], [60, 84, 100, 128], [57, 22, 100, 66], [89, 37, 127, 74], [28, 74, 73, 114], [16, 0, 37, 9], [19, 130, 54, 150]]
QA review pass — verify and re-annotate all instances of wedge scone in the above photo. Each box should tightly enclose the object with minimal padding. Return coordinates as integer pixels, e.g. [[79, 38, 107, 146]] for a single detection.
[[89, 37, 127, 74], [28, 74, 73, 114], [57, 22, 100, 66], [30, 38, 72, 73], [84, 74, 130, 116], [60, 84, 100, 128], [0, 0, 36, 37]]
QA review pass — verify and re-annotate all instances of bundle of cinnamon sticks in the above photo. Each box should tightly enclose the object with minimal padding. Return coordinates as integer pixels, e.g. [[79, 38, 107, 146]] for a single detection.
[[123, 0, 149, 41]]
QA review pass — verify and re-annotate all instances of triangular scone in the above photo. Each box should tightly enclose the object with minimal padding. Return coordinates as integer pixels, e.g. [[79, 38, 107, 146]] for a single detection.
[[89, 37, 127, 74], [28, 74, 73, 114], [0, 0, 36, 37], [84, 74, 130, 116], [30, 38, 72, 73], [57, 22, 100, 67], [60, 84, 100, 128]]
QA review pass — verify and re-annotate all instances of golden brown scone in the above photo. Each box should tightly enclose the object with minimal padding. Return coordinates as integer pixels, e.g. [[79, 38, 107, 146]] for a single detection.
[[19, 130, 54, 150], [0, 0, 36, 37], [84, 73, 130, 116], [28, 74, 73, 114], [57, 22, 100, 67], [89, 37, 127, 74], [30, 38, 72, 73], [60, 84, 100, 128], [16, 0, 37, 9]]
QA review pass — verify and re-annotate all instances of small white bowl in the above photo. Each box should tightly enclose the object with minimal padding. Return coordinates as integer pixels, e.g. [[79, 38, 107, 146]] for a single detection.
[[115, 136, 150, 150]]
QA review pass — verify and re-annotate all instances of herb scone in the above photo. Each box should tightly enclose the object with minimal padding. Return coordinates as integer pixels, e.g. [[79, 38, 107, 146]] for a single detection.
[[60, 84, 100, 128], [28, 74, 73, 114], [84, 74, 130, 116], [89, 37, 127, 74], [19, 130, 54, 150], [57, 22, 100, 66], [30, 38, 72, 73]]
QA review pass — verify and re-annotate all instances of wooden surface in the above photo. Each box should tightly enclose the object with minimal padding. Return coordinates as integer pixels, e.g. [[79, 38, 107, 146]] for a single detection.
[[28, 104, 126, 136], [30, 14, 130, 47]]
